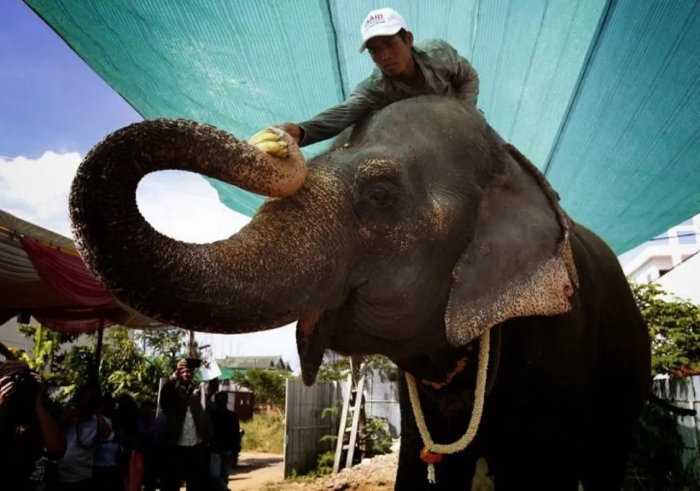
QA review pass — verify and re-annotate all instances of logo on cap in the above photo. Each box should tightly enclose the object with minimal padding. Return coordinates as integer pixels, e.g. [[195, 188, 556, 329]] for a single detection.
[[364, 13, 385, 29]]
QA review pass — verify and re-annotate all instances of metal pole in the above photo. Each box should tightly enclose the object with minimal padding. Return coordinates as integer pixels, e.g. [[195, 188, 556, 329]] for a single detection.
[[93, 317, 105, 386], [189, 329, 195, 357]]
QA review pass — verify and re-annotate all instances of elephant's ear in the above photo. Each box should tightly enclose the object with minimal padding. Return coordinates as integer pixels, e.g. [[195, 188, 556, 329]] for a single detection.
[[445, 143, 579, 347]]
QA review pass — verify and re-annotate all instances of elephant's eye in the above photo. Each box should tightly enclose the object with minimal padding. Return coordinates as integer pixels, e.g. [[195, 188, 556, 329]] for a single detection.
[[368, 188, 391, 206]]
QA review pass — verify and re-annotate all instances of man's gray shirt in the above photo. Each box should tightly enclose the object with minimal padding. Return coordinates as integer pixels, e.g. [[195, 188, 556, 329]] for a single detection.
[[298, 39, 479, 147]]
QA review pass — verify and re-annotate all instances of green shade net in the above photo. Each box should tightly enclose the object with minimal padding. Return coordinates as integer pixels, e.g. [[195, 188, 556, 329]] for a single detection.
[[218, 367, 237, 381], [24, 0, 700, 254]]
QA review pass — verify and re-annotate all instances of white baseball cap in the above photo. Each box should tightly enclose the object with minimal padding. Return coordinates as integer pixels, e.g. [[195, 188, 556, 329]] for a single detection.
[[358, 8, 408, 53]]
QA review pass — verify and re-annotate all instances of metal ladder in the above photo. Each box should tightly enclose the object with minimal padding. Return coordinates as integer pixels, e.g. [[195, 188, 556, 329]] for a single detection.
[[333, 356, 366, 473]]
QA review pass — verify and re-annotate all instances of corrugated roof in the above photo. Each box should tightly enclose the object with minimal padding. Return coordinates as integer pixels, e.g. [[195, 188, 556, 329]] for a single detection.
[[218, 356, 291, 370]]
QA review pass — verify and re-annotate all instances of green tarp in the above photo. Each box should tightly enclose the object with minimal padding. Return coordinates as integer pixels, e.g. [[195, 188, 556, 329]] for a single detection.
[[24, 0, 700, 254]]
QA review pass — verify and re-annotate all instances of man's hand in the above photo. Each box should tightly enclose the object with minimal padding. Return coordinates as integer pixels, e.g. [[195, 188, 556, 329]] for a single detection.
[[277, 124, 302, 144], [0, 376, 14, 407]]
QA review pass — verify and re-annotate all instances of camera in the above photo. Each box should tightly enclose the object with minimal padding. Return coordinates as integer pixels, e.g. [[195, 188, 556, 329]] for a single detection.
[[10, 370, 37, 395], [11, 370, 36, 391]]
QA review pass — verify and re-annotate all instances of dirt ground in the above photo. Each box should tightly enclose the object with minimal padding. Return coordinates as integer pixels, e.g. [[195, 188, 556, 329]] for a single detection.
[[178, 445, 501, 490], [227, 453, 285, 490], [252, 451, 497, 491], [179, 453, 284, 491]]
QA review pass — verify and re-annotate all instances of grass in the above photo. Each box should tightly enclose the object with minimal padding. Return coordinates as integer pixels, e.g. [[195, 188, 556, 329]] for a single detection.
[[241, 413, 285, 454]]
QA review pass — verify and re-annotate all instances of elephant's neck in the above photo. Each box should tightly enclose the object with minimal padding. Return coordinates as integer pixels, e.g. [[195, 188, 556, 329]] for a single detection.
[[400, 341, 478, 387], [419, 356, 470, 389], [401, 325, 501, 418]]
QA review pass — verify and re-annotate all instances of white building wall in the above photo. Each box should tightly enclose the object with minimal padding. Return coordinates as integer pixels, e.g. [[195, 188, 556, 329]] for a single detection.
[[622, 213, 700, 304], [657, 252, 700, 305]]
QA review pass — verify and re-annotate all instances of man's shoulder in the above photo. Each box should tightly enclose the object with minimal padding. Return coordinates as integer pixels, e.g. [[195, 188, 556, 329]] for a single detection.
[[415, 38, 456, 55]]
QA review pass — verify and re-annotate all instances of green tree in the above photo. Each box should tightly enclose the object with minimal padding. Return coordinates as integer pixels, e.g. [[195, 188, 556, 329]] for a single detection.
[[630, 282, 700, 377], [18, 323, 193, 404], [135, 327, 191, 366], [16, 323, 78, 376], [235, 369, 291, 408], [624, 281, 700, 490], [317, 353, 398, 382]]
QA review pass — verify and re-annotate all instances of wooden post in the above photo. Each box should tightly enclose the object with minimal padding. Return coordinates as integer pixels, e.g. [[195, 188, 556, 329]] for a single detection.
[[189, 329, 196, 357]]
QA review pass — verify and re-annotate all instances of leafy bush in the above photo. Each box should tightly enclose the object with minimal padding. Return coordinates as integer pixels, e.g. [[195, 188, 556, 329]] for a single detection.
[[240, 413, 285, 454], [631, 282, 700, 377], [624, 402, 700, 490]]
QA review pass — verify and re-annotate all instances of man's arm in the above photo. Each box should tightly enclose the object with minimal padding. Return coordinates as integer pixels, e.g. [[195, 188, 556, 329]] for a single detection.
[[295, 76, 385, 147], [441, 41, 479, 107], [32, 375, 66, 456]]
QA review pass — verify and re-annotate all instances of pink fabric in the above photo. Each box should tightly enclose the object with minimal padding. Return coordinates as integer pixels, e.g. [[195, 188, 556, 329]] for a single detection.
[[20, 237, 113, 307], [125, 450, 144, 491]]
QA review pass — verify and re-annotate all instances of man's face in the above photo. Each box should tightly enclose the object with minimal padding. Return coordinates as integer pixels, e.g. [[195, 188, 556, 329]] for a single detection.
[[366, 33, 414, 78], [178, 367, 193, 383]]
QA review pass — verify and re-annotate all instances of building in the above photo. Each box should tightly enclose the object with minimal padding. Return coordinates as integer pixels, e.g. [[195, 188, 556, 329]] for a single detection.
[[621, 213, 700, 303], [217, 355, 292, 373], [0, 315, 92, 362]]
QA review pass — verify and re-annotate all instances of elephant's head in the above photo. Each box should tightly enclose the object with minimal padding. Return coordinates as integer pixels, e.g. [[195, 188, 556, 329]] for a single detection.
[[69, 95, 578, 387]]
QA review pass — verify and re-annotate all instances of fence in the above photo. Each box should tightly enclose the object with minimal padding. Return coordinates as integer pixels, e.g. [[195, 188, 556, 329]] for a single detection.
[[283, 377, 343, 477], [653, 375, 700, 477], [364, 367, 401, 438], [283, 367, 402, 478]]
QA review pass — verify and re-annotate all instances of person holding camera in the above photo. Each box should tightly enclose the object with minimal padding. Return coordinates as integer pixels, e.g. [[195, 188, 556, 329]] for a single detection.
[[158, 358, 218, 491], [56, 384, 113, 491], [0, 360, 66, 491]]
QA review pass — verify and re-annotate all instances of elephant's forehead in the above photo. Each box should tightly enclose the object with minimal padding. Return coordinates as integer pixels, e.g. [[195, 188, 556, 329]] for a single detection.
[[355, 158, 399, 178]]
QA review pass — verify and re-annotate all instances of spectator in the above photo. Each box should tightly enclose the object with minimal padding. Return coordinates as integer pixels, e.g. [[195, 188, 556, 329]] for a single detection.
[[57, 385, 113, 491], [209, 392, 241, 491], [136, 400, 159, 491], [157, 358, 218, 491], [0, 361, 66, 491], [114, 393, 140, 483]]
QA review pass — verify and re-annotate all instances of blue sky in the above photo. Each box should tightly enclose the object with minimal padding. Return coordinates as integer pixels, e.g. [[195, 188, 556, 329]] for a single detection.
[[0, 2, 299, 371], [0, 2, 141, 159]]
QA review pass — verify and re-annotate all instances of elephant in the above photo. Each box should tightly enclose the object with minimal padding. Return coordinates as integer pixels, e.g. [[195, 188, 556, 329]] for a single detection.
[[68, 95, 652, 490]]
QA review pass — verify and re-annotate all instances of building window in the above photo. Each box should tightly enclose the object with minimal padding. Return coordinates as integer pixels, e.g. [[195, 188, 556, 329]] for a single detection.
[[654, 233, 669, 245], [677, 233, 697, 245], [658, 269, 671, 278], [680, 218, 694, 226]]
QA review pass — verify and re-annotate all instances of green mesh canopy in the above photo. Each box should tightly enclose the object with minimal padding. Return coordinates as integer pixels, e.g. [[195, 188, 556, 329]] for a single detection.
[[24, 0, 700, 254]]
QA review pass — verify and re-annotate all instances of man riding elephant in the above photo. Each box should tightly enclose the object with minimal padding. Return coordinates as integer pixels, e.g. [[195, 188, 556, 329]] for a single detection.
[[251, 7, 485, 156]]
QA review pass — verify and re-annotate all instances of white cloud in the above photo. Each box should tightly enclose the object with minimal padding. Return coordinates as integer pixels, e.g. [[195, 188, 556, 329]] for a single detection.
[[0, 151, 299, 372], [0, 151, 82, 235]]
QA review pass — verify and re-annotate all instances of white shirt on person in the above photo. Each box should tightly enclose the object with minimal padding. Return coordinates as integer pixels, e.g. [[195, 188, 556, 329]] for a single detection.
[[58, 415, 113, 483]]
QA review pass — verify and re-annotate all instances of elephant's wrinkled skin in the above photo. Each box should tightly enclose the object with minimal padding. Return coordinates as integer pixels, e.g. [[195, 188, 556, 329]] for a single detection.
[[69, 96, 651, 490]]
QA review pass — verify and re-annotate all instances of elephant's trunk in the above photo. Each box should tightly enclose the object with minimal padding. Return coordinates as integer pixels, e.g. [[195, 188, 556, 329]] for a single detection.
[[69, 119, 334, 334]]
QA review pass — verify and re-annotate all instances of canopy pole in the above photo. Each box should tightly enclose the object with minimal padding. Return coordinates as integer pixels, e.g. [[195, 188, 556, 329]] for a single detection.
[[189, 329, 195, 357], [93, 317, 105, 385]]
